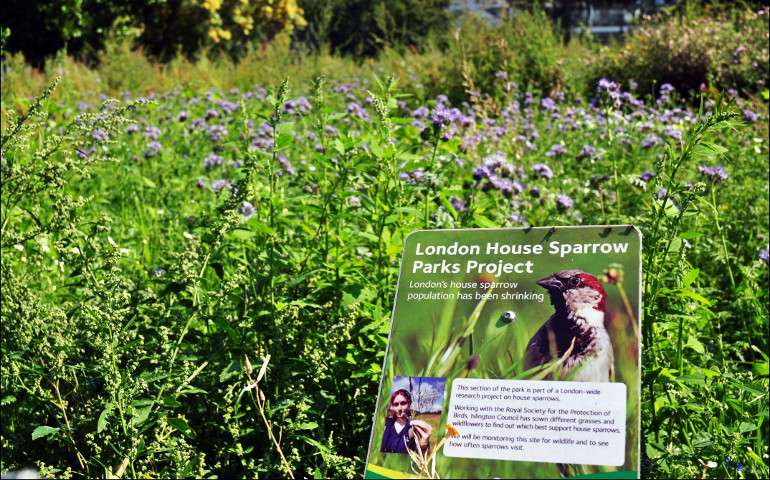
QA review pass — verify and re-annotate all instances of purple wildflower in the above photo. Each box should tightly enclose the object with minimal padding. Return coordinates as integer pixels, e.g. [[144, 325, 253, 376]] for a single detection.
[[473, 165, 493, 181], [143, 126, 161, 140], [145, 142, 163, 158], [211, 179, 232, 194], [576, 144, 597, 160], [532, 163, 554, 180], [759, 245, 769, 265], [346, 102, 369, 122], [546, 144, 567, 158], [240, 201, 255, 217], [177, 111, 190, 121], [77, 147, 96, 159], [556, 194, 573, 211], [449, 196, 467, 212], [743, 109, 758, 122], [284, 96, 313, 115], [508, 213, 527, 226], [92, 129, 109, 142], [125, 124, 139, 134], [640, 171, 655, 182], [431, 104, 452, 128], [642, 134, 661, 149], [277, 154, 296, 176], [540, 97, 557, 111], [412, 106, 430, 119], [204, 153, 223, 169], [699, 164, 729, 183], [191, 118, 206, 130], [206, 108, 220, 119]]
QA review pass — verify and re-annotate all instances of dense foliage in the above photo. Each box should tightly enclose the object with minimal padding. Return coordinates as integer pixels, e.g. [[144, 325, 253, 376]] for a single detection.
[[2, 0, 307, 63], [1, 3, 768, 479]]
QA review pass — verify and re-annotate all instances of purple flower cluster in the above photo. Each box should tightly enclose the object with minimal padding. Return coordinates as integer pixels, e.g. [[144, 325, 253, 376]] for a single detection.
[[545, 143, 567, 158], [576, 144, 597, 160], [532, 163, 554, 180], [143, 126, 162, 140], [698, 164, 729, 183], [145, 142, 163, 158], [284, 96, 313, 115], [203, 153, 223, 169], [759, 245, 769, 265], [556, 194, 574, 211]]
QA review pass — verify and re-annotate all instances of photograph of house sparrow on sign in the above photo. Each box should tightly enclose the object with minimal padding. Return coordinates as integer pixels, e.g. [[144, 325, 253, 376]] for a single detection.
[[524, 270, 614, 382]]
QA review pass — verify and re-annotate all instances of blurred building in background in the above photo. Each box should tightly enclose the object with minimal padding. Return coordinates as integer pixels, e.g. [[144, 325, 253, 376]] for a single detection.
[[448, 0, 680, 42]]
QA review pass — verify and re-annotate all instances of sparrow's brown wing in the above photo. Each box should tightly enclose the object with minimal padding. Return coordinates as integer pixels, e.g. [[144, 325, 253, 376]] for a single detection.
[[523, 317, 554, 371]]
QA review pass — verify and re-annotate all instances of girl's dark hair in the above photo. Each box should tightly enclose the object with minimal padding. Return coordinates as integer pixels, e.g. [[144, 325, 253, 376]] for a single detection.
[[386, 389, 412, 420]]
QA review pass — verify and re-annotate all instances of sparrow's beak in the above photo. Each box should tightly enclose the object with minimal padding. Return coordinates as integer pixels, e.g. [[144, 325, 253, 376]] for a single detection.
[[536, 275, 563, 291]]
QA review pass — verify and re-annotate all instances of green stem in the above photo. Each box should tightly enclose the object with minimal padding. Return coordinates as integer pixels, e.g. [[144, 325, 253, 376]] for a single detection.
[[711, 186, 736, 288]]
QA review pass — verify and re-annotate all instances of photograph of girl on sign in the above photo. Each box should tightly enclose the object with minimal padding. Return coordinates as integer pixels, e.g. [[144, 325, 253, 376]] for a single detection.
[[380, 388, 434, 454]]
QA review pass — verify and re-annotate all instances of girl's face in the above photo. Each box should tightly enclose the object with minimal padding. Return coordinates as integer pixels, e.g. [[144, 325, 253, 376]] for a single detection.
[[392, 393, 410, 420]]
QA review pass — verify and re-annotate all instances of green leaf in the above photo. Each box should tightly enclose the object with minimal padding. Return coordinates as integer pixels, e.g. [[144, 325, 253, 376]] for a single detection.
[[219, 359, 242, 383], [678, 372, 705, 385], [32, 426, 60, 441], [276, 122, 295, 136], [276, 134, 294, 148], [132, 406, 152, 427], [252, 222, 276, 236], [297, 435, 332, 453], [297, 422, 318, 430], [209, 262, 224, 279], [678, 231, 703, 239], [682, 269, 699, 288], [472, 214, 498, 228], [97, 404, 115, 433], [167, 417, 196, 439], [738, 422, 756, 434], [684, 335, 705, 354], [230, 228, 256, 240], [163, 396, 182, 408], [369, 141, 384, 159], [676, 289, 711, 305], [691, 431, 713, 448]]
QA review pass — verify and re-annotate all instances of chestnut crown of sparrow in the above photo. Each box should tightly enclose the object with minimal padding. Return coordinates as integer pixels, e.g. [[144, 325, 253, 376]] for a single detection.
[[523, 269, 614, 382]]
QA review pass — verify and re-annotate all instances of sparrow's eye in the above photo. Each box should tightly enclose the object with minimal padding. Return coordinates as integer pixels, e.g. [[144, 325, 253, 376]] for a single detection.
[[568, 277, 581, 287]]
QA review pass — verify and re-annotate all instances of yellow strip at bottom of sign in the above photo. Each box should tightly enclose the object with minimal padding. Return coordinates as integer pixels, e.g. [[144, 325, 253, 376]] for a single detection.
[[364, 463, 410, 479]]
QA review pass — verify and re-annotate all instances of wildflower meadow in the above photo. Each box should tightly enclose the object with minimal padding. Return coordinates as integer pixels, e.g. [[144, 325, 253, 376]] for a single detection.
[[1, 3, 768, 479]]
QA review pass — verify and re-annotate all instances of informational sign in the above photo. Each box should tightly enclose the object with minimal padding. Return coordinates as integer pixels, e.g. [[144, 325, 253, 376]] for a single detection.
[[365, 226, 641, 479]]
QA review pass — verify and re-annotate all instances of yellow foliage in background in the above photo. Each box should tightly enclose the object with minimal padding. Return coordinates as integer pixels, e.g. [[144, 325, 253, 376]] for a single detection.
[[197, 0, 306, 44]]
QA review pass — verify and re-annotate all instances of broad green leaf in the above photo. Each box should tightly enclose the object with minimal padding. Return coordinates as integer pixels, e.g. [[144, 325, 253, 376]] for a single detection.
[[691, 431, 713, 448], [684, 335, 705, 354], [163, 396, 182, 408], [167, 417, 196, 439], [276, 122, 295, 136], [98, 404, 115, 433], [219, 359, 242, 383], [682, 269, 699, 288], [678, 372, 705, 385], [32, 426, 60, 441]]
